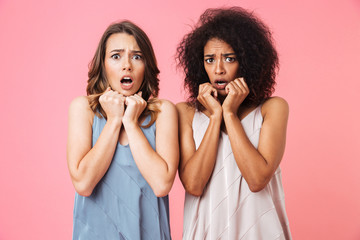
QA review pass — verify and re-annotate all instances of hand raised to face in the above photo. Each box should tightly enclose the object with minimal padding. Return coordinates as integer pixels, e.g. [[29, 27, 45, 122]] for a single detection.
[[122, 91, 147, 126], [197, 83, 223, 118], [99, 87, 126, 121], [222, 78, 249, 115]]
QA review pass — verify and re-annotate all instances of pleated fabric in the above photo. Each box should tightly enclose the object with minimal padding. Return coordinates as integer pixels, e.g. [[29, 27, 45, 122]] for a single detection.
[[73, 114, 171, 240], [183, 105, 291, 240]]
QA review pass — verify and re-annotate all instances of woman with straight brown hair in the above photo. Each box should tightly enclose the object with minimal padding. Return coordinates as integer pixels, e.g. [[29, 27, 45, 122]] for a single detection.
[[67, 20, 178, 239]]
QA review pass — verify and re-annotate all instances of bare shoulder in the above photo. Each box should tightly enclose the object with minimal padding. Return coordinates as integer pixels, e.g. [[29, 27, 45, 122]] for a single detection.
[[69, 96, 90, 110], [176, 102, 196, 121], [68, 96, 94, 123], [154, 99, 178, 120], [261, 96, 289, 118], [157, 99, 176, 112]]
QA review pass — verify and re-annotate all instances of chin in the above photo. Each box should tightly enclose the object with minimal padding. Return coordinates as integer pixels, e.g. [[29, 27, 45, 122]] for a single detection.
[[119, 90, 136, 96], [217, 89, 227, 95]]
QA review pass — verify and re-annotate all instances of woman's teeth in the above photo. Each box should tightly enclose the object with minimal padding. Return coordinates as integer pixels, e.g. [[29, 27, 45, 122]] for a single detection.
[[121, 77, 132, 85]]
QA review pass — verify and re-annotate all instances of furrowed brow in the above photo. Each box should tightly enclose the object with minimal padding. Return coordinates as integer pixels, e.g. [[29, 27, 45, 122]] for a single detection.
[[222, 53, 236, 57], [110, 49, 124, 53]]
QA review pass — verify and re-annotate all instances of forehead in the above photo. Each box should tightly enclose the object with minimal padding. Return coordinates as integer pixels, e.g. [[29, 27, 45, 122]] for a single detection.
[[204, 38, 234, 53], [106, 33, 140, 51]]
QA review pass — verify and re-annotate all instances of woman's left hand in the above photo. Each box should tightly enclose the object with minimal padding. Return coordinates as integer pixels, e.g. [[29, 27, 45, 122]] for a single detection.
[[122, 92, 147, 126], [222, 78, 249, 115]]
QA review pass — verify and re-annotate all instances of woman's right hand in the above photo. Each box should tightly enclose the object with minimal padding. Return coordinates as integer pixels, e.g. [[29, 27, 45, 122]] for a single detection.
[[197, 83, 222, 118], [99, 87, 126, 122]]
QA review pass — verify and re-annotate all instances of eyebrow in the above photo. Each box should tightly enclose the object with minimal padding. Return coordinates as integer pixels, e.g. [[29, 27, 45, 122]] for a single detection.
[[109, 49, 142, 54], [204, 53, 236, 57]]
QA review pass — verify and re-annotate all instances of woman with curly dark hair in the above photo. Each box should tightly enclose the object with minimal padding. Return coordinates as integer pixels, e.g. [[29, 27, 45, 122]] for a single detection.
[[67, 21, 178, 239], [176, 7, 291, 239]]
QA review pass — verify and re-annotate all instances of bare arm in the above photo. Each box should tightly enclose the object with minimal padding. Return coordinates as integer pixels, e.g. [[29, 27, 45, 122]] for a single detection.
[[177, 83, 224, 196], [177, 102, 222, 196], [224, 96, 289, 192], [123, 98, 179, 197], [67, 92, 124, 196]]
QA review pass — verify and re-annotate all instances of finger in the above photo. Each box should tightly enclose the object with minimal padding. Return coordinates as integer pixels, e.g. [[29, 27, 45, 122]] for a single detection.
[[231, 79, 243, 93], [199, 83, 212, 94], [102, 88, 113, 95], [100, 90, 114, 101], [106, 90, 118, 97], [212, 88, 218, 99], [225, 82, 236, 94], [137, 91, 142, 97], [134, 93, 145, 102], [136, 95, 147, 107], [203, 85, 216, 97], [125, 96, 134, 106], [239, 78, 249, 93], [235, 78, 247, 88], [200, 84, 210, 94], [114, 92, 125, 100]]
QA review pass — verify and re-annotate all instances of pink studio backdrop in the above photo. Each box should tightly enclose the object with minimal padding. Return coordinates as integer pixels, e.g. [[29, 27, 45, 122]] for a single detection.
[[0, 0, 359, 239]]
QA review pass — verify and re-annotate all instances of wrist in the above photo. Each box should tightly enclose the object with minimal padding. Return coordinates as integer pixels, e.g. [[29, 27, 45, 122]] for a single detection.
[[107, 117, 123, 128], [122, 118, 138, 130], [209, 110, 223, 122], [223, 110, 237, 120]]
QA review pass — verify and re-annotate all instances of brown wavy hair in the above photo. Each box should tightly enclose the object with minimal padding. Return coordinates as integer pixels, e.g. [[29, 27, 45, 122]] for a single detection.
[[176, 7, 279, 109], [86, 21, 160, 127]]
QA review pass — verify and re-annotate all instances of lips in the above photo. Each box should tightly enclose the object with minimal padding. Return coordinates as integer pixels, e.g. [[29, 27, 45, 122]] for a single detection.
[[120, 76, 134, 90], [214, 79, 228, 90]]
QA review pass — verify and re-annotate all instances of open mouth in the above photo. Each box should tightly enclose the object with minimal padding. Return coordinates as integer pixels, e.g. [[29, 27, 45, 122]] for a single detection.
[[214, 80, 228, 89], [121, 77, 133, 86], [120, 76, 134, 90]]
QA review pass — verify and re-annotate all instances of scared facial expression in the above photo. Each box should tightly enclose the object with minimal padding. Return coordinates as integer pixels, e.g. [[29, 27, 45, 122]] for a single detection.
[[104, 33, 145, 96], [203, 38, 239, 96]]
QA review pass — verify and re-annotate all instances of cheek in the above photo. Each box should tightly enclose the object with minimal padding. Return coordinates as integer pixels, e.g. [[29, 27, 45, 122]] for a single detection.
[[137, 65, 145, 79], [104, 62, 117, 79], [229, 65, 239, 78], [204, 65, 212, 77]]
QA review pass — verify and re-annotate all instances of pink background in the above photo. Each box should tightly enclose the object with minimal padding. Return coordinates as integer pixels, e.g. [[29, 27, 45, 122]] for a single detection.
[[1, 0, 360, 239]]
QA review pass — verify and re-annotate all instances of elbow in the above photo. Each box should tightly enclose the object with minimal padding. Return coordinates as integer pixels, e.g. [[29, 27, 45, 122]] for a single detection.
[[72, 180, 94, 197], [76, 189, 93, 197], [248, 183, 266, 193], [179, 173, 205, 197], [153, 186, 169, 198], [185, 186, 203, 197], [247, 178, 268, 193], [183, 181, 204, 197], [152, 181, 173, 198]]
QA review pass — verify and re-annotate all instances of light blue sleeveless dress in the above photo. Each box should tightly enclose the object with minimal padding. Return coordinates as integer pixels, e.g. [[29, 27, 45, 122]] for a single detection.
[[73, 114, 171, 240]]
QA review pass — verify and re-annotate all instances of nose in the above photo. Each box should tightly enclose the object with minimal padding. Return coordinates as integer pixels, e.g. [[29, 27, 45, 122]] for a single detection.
[[215, 60, 225, 75], [121, 57, 132, 71]]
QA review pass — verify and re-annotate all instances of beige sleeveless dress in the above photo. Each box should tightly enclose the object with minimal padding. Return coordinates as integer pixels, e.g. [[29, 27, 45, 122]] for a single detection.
[[183, 105, 291, 240]]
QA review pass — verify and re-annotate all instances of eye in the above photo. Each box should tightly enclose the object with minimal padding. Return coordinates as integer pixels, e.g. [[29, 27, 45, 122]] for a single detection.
[[225, 57, 236, 63], [205, 58, 215, 64], [111, 54, 120, 60], [132, 54, 142, 60]]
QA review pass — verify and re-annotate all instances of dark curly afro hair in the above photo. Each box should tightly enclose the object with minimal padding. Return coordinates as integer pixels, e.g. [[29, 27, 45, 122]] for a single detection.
[[176, 7, 279, 108]]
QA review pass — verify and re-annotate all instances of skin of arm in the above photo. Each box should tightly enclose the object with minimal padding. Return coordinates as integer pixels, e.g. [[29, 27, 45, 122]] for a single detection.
[[223, 90, 289, 192], [67, 91, 125, 196], [177, 83, 223, 196], [123, 98, 179, 197]]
